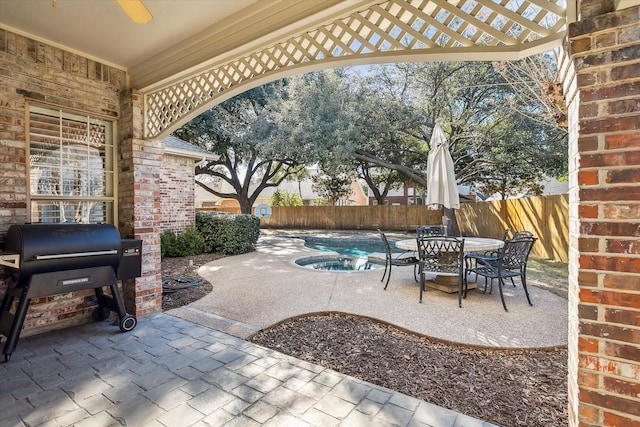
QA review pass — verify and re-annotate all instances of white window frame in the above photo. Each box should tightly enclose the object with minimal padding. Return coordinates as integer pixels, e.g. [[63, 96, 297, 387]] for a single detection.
[[27, 103, 117, 224]]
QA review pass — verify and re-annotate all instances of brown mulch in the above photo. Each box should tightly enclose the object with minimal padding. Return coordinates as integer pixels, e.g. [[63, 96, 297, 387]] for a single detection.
[[161, 253, 568, 426], [161, 253, 222, 310], [250, 313, 567, 427]]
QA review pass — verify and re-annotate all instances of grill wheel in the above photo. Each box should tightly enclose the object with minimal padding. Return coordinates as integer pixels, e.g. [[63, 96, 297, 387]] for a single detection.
[[119, 315, 137, 332]]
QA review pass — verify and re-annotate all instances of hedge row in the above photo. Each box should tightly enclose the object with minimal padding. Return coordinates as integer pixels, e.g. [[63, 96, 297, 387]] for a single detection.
[[160, 212, 260, 257]]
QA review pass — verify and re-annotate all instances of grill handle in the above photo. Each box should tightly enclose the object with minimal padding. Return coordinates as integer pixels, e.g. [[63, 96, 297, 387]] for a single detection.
[[35, 249, 119, 260]]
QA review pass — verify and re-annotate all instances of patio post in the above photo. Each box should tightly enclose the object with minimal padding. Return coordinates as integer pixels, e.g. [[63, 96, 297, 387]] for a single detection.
[[118, 90, 163, 316]]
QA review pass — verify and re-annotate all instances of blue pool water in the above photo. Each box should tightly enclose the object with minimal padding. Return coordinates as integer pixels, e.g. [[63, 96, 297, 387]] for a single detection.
[[295, 236, 405, 271], [303, 237, 402, 257], [305, 243, 378, 257]]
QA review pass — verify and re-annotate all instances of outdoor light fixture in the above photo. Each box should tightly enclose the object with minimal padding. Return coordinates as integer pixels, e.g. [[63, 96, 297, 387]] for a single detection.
[[116, 0, 153, 24]]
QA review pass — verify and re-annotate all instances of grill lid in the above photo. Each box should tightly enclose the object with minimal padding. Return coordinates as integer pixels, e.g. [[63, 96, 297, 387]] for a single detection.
[[5, 223, 122, 280]]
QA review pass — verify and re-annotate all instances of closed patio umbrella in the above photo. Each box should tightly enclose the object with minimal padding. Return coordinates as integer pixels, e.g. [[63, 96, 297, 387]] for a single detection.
[[425, 123, 459, 210]]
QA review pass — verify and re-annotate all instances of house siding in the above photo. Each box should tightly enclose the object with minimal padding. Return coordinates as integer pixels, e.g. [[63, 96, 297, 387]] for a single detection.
[[160, 153, 196, 232]]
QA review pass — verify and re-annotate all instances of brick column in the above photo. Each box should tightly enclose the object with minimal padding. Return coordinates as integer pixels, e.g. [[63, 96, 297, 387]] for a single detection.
[[119, 90, 163, 316], [568, 5, 640, 426]]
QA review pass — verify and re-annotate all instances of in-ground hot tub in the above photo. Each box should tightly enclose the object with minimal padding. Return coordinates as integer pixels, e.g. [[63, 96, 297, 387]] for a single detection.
[[295, 255, 386, 271]]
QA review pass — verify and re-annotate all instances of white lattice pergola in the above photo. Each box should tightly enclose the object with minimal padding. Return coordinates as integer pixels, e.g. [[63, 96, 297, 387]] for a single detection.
[[144, 0, 568, 139]]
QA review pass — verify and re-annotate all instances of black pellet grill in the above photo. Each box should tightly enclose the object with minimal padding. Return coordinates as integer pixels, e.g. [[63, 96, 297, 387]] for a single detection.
[[0, 223, 141, 361]]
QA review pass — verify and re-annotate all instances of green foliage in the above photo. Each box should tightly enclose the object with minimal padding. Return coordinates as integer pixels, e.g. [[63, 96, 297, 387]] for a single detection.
[[160, 226, 205, 257], [270, 189, 286, 206], [270, 189, 303, 206], [196, 211, 260, 255], [311, 165, 354, 205], [176, 58, 567, 206], [173, 80, 306, 214], [274, 71, 360, 165], [160, 231, 174, 257]]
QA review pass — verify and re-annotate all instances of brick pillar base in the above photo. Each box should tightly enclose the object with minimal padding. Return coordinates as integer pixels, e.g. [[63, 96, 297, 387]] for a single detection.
[[119, 90, 163, 316], [568, 5, 640, 426]]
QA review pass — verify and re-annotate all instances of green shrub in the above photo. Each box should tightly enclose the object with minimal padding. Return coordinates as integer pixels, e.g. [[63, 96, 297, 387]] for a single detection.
[[196, 211, 260, 255], [160, 226, 205, 257], [160, 230, 176, 257]]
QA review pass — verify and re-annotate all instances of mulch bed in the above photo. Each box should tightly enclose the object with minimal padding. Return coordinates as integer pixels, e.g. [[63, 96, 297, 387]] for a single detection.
[[250, 313, 568, 427], [162, 254, 568, 426], [161, 253, 221, 310]]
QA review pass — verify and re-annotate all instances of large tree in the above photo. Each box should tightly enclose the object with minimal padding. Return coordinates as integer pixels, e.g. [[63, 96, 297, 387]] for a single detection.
[[173, 80, 306, 214], [311, 163, 355, 205], [274, 70, 360, 164], [274, 70, 363, 205], [178, 57, 567, 210], [493, 49, 568, 129], [357, 162, 405, 205], [275, 61, 567, 200]]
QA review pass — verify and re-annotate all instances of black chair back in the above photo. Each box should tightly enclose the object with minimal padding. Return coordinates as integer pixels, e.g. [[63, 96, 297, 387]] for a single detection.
[[378, 229, 393, 260], [416, 225, 446, 238], [500, 237, 536, 272], [500, 228, 513, 241], [378, 229, 419, 290], [512, 230, 534, 240], [416, 236, 465, 305], [416, 236, 464, 274]]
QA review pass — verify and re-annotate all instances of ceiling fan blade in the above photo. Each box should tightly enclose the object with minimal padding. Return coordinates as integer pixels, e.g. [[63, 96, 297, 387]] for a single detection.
[[116, 0, 153, 24]]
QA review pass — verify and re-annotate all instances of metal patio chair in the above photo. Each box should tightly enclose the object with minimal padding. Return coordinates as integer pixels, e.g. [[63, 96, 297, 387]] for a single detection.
[[464, 236, 537, 312], [378, 229, 419, 290], [414, 225, 447, 277], [416, 236, 465, 306], [416, 225, 446, 237], [465, 228, 511, 281], [465, 229, 535, 287]]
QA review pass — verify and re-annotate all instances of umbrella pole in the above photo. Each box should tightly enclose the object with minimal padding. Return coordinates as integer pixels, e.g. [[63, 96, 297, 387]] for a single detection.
[[443, 208, 460, 236]]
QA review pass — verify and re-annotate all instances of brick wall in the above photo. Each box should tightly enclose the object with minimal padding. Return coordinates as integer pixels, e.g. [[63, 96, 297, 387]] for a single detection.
[[0, 29, 131, 334], [0, 28, 164, 333], [568, 5, 640, 426], [118, 91, 162, 317], [160, 154, 197, 232]]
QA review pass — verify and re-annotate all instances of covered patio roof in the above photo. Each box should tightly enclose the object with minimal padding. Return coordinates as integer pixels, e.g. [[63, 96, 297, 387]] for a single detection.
[[0, 0, 636, 138], [138, 0, 573, 139]]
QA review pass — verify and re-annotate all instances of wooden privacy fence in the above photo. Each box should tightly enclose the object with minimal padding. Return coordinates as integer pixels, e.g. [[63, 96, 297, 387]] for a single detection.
[[196, 194, 569, 262], [264, 205, 444, 231], [456, 195, 568, 262]]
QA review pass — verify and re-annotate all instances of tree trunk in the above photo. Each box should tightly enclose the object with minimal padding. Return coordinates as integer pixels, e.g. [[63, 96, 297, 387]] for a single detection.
[[239, 198, 253, 215]]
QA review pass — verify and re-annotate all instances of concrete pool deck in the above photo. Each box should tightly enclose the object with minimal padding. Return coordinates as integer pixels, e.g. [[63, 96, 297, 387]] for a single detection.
[[170, 231, 568, 348]]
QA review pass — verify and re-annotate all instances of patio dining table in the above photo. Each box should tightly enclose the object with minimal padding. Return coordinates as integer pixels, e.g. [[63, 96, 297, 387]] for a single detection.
[[395, 237, 504, 293]]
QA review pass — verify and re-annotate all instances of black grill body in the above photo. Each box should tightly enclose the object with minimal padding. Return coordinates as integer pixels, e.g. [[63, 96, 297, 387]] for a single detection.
[[0, 223, 141, 362]]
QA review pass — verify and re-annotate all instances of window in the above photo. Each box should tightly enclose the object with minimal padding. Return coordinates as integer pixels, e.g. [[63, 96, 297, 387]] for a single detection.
[[28, 105, 116, 224]]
